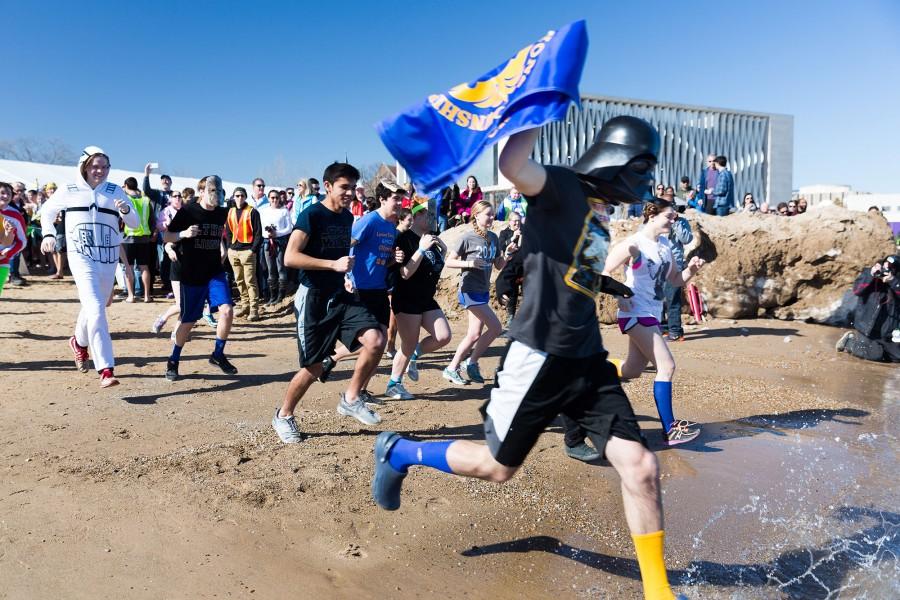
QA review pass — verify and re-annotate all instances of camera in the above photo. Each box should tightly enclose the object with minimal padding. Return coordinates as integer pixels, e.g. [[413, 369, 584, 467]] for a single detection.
[[875, 255, 899, 280]]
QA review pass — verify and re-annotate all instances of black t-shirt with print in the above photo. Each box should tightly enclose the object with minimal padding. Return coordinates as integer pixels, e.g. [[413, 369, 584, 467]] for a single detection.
[[393, 229, 445, 304], [508, 166, 609, 358], [167, 202, 227, 286], [294, 201, 353, 295]]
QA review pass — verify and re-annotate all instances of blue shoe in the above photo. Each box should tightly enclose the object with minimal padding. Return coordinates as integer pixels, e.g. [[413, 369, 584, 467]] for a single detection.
[[372, 431, 407, 511], [465, 361, 485, 384]]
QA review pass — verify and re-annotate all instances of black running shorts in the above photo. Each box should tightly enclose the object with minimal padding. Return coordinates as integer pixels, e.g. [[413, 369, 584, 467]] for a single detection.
[[480, 340, 645, 467], [294, 285, 381, 368], [357, 288, 391, 327]]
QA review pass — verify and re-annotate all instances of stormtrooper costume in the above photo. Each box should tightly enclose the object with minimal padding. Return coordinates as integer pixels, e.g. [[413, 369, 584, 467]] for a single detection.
[[41, 147, 138, 373]]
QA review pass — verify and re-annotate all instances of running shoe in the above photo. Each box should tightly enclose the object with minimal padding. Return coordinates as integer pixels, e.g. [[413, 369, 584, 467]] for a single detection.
[[835, 331, 853, 352], [564, 442, 601, 462], [209, 353, 238, 375], [406, 359, 419, 382], [442, 367, 468, 386], [271, 407, 304, 444], [465, 361, 485, 384], [360, 389, 385, 406], [203, 311, 217, 327], [371, 431, 407, 511], [69, 336, 89, 373], [165, 360, 179, 381], [337, 393, 382, 425], [385, 381, 414, 400], [318, 356, 336, 382], [666, 421, 701, 446], [150, 314, 166, 334], [99, 368, 119, 388], [666, 333, 685, 342]]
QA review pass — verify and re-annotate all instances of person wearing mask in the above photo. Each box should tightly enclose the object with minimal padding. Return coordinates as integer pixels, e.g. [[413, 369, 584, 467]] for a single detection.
[[226, 186, 262, 320], [163, 175, 237, 381], [259, 189, 293, 306], [40, 146, 140, 387]]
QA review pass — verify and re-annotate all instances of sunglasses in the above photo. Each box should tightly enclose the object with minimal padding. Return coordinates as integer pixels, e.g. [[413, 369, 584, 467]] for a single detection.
[[255, 184, 265, 188], [172, 194, 183, 198]]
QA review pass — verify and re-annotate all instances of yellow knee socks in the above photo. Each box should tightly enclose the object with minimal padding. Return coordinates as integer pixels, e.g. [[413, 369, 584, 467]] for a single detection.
[[631, 530, 674, 600]]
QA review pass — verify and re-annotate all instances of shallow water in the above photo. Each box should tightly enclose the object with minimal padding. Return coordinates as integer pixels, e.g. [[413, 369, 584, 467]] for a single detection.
[[660, 367, 900, 598]]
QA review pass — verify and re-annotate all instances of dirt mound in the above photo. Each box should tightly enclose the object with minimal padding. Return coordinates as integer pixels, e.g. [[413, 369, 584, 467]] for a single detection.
[[685, 205, 894, 323], [435, 205, 895, 325]]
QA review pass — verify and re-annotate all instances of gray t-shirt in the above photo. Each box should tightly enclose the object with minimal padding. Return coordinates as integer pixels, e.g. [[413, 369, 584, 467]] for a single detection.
[[454, 229, 499, 294], [508, 166, 608, 358]]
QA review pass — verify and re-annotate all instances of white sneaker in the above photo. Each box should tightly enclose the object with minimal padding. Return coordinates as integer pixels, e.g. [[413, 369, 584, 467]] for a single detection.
[[406, 359, 419, 382], [385, 381, 414, 400], [337, 393, 382, 425]]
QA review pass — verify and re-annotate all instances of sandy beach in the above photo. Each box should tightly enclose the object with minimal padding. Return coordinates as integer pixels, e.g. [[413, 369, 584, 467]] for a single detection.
[[1, 278, 897, 599]]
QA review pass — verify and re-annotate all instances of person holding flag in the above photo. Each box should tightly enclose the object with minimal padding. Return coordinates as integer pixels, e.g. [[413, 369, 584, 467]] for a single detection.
[[372, 21, 687, 600]]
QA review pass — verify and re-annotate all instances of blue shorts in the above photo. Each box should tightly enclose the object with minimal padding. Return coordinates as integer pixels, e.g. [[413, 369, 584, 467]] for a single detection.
[[180, 272, 232, 323], [458, 290, 490, 308]]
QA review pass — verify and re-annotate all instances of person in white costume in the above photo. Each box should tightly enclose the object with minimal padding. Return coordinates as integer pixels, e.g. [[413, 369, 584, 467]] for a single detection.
[[40, 146, 139, 388]]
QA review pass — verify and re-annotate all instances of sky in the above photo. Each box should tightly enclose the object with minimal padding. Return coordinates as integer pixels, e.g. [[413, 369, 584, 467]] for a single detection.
[[4, 0, 899, 192]]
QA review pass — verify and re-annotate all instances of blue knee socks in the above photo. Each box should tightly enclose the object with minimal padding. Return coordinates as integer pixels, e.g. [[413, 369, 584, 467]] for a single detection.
[[169, 344, 183, 362], [214, 338, 227, 357], [388, 439, 454, 474], [653, 380, 675, 432]]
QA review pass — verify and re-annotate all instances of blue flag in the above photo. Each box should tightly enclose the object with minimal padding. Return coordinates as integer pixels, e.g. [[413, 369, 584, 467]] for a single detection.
[[377, 20, 588, 193]]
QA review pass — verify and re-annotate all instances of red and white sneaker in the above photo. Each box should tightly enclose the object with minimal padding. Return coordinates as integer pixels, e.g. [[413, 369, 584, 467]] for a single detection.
[[69, 336, 89, 373], [99, 368, 119, 388]]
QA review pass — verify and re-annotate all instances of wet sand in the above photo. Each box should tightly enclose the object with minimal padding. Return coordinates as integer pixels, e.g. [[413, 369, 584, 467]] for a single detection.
[[1, 279, 897, 599]]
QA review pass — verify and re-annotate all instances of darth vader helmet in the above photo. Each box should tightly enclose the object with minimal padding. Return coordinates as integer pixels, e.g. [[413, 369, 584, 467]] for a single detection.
[[573, 116, 660, 205]]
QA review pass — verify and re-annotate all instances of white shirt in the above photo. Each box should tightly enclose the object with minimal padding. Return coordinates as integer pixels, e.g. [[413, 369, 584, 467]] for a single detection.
[[259, 205, 292, 238], [617, 233, 674, 320]]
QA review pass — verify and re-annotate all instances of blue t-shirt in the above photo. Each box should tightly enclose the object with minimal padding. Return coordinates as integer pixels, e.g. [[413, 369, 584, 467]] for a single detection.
[[350, 210, 397, 290]]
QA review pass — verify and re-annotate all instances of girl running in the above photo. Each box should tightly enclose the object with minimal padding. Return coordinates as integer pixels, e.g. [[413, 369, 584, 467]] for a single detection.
[[443, 200, 516, 385], [40, 146, 140, 388], [385, 203, 452, 399], [604, 199, 705, 445]]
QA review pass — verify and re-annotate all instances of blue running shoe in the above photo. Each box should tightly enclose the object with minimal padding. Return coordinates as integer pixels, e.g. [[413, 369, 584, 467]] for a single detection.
[[372, 431, 407, 511]]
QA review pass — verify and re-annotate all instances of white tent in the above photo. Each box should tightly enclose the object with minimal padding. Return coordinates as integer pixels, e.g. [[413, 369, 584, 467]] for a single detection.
[[0, 158, 254, 198]]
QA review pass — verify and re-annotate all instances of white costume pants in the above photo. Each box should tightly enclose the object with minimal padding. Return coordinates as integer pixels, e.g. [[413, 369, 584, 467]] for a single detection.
[[70, 257, 117, 372]]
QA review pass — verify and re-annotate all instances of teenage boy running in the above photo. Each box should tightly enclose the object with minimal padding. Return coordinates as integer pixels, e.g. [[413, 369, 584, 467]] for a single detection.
[[163, 175, 237, 381], [272, 163, 385, 443]]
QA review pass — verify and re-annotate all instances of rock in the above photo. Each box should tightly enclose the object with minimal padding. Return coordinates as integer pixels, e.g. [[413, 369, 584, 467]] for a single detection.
[[434, 204, 893, 325]]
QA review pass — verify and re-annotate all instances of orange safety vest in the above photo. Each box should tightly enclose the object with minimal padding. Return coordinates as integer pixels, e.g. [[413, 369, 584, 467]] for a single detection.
[[227, 206, 254, 244]]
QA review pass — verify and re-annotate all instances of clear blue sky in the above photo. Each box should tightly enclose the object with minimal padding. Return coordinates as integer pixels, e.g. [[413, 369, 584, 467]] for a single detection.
[[4, 0, 898, 192]]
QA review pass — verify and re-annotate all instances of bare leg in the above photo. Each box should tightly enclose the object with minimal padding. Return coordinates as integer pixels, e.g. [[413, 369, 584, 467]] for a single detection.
[[625, 325, 675, 382], [419, 309, 452, 354], [448, 309, 484, 371], [465, 304, 502, 363], [124, 262, 136, 301], [279, 363, 324, 417], [346, 328, 385, 400], [604, 436, 663, 534], [391, 313, 424, 379], [140, 266, 151, 301], [215, 304, 233, 340], [445, 441, 518, 482]]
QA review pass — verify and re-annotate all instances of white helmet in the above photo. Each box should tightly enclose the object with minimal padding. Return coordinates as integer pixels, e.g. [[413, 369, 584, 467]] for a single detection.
[[78, 145, 107, 167]]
